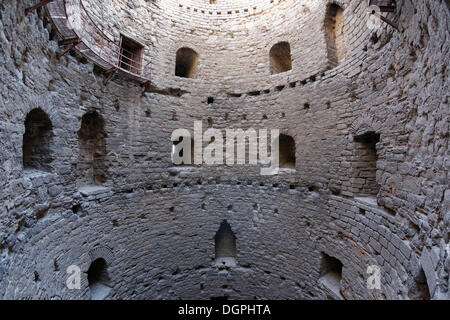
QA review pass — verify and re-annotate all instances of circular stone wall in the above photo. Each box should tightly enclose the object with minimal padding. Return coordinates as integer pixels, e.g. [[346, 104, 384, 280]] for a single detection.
[[0, 0, 448, 300]]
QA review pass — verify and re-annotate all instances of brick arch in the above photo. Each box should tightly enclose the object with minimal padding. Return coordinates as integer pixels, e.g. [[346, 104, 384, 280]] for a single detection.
[[88, 246, 114, 265], [350, 114, 383, 138]]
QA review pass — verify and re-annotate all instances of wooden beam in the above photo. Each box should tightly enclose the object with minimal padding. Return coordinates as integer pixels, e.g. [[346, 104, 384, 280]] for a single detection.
[[58, 37, 80, 46], [104, 68, 118, 85], [25, 0, 55, 15], [142, 81, 151, 91], [377, 14, 399, 30], [56, 40, 81, 59], [378, 6, 396, 12], [368, 0, 396, 12], [371, 12, 399, 31]]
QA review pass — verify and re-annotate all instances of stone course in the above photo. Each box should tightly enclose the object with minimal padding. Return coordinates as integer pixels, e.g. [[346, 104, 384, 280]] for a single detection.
[[0, 0, 448, 299]]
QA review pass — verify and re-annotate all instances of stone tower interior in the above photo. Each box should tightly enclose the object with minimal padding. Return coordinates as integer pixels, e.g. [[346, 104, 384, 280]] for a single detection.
[[0, 0, 449, 300]]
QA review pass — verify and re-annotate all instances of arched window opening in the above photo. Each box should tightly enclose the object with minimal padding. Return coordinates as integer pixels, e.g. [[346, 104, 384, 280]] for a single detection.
[[278, 134, 296, 169], [325, 3, 348, 68], [319, 252, 344, 299], [353, 131, 380, 196], [214, 220, 237, 267], [175, 48, 199, 78], [77, 111, 108, 185], [269, 42, 292, 74], [87, 258, 112, 300], [23, 108, 53, 171]]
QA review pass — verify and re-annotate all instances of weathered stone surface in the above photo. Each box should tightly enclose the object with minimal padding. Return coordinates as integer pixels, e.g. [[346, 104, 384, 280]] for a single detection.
[[0, 0, 448, 300]]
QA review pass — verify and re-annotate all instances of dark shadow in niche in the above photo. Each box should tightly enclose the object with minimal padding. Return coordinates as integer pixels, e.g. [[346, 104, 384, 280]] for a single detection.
[[175, 47, 199, 78], [23, 108, 53, 172], [87, 258, 112, 300], [324, 3, 347, 68], [353, 131, 380, 196], [278, 134, 296, 169], [269, 41, 292, 74], [214, 220, 237, 267], [77, 111, 108, 186], [319, 252, 344, 300], [408, 267, 431, 300]]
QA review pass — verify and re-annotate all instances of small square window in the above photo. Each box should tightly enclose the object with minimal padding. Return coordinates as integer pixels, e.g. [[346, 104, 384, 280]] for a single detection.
[[119, 35, 144, 74]]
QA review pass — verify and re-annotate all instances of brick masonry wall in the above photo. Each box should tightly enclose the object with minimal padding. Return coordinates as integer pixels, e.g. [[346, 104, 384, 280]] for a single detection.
[[0, 0, 448, 299]]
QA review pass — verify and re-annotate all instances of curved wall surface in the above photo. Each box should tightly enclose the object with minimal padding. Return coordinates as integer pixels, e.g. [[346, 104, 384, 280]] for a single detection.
[[0, 0, 448, 299]]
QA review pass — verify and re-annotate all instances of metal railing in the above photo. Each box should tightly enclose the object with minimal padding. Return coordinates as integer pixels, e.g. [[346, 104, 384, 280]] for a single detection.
[[47, 0, 151, 83]]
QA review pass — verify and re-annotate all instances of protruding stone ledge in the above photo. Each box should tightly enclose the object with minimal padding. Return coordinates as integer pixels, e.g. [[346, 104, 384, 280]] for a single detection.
[[22, 169, 56, 188], [277, 168, 296, 174], [319, 273, 344, 300], [78, 185, 111, 198], [214, 257, 237, 268]]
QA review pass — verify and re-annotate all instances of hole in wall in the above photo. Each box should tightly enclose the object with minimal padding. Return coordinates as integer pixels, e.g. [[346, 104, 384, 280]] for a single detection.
[[353, 132, 380, 196], [23, 108, 53, 171], [87, 258, 112, 300], [408, 268, 431, 300], [269, 42, 292, 74], [324, 3, 348, 68], [214, 220, 237, 267], [319, 252, 344, 299], [278, 134, 296, 169], [175, 47, 199, 78], [370, 33, 379, 44], [77, 111, 108, 185], [36, 208, 48, 220], [72, 204, 81, 214], [53, 259, 59, 271]]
